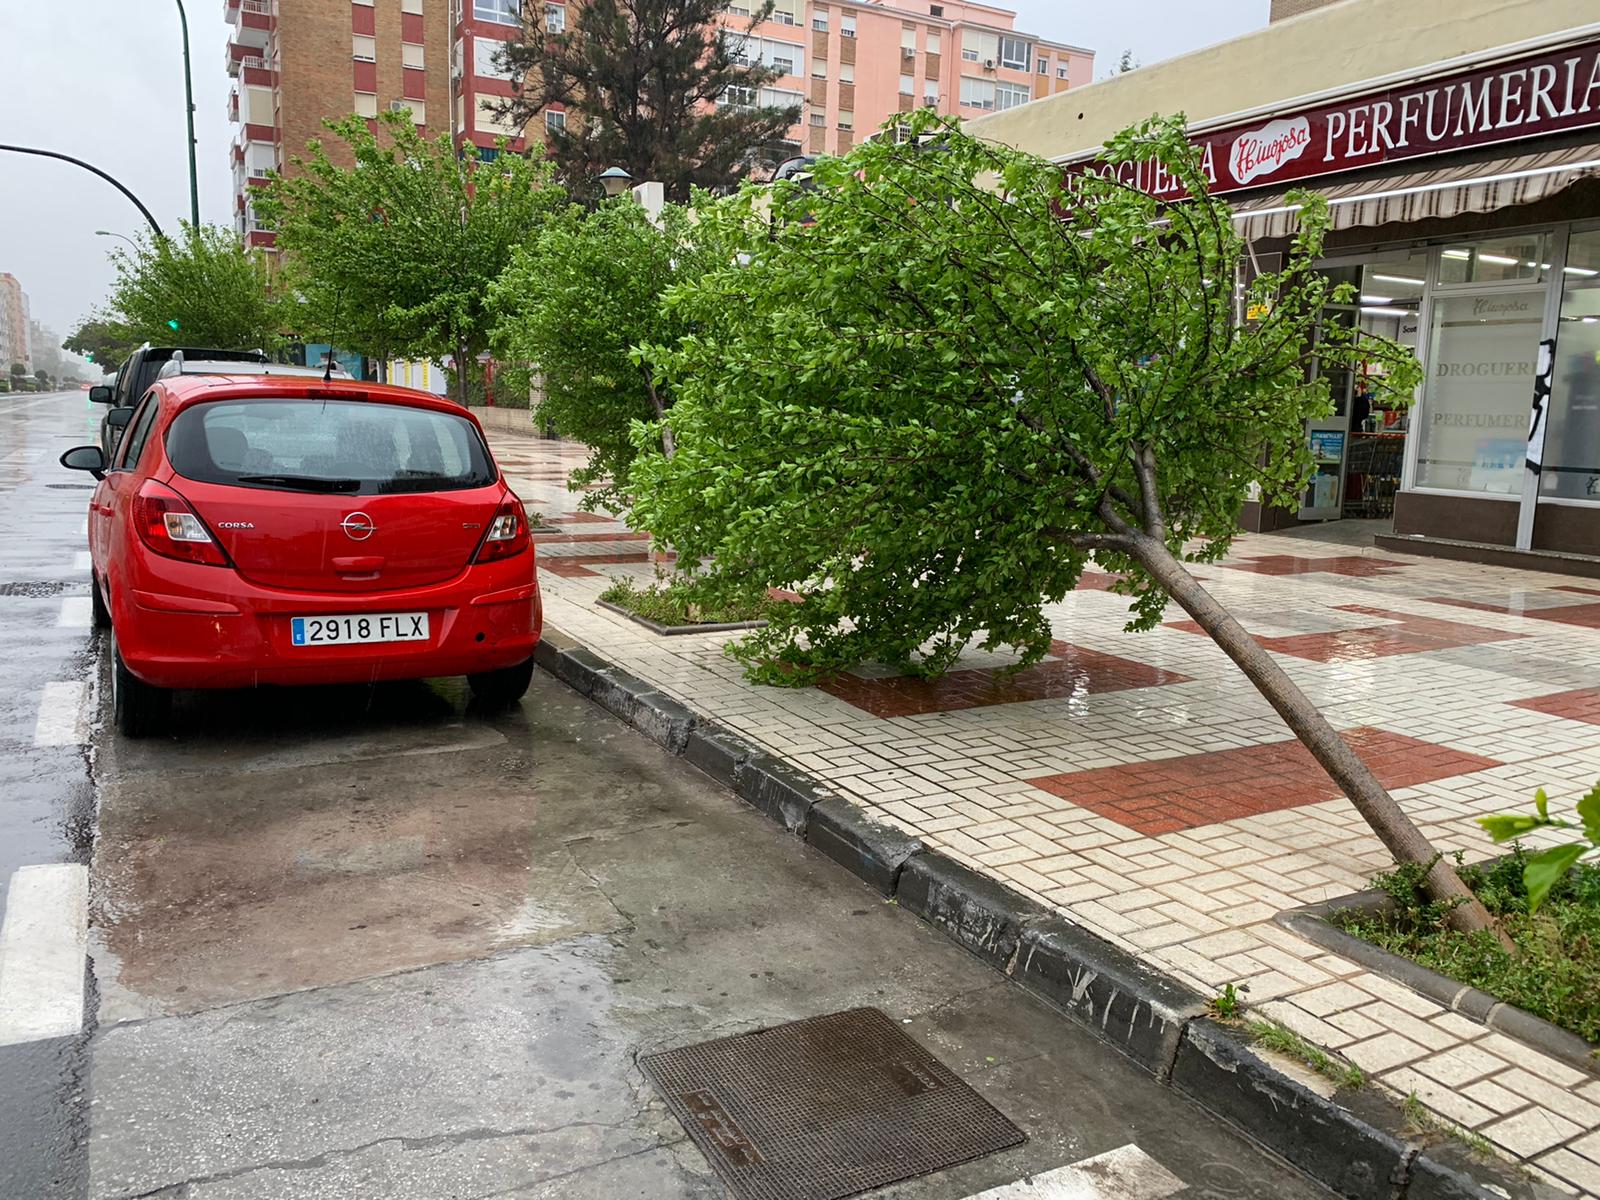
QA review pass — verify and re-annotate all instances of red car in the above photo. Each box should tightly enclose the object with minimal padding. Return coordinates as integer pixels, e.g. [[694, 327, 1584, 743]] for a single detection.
[[60, 374, 541, 736]]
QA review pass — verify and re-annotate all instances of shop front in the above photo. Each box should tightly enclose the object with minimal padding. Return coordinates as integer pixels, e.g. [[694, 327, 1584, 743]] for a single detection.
[[969, 1, 1600, 567]]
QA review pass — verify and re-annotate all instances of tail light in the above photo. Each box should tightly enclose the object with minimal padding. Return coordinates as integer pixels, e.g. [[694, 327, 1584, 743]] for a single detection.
[[133, 480, 229, 567], [473, 497, 530, 564]]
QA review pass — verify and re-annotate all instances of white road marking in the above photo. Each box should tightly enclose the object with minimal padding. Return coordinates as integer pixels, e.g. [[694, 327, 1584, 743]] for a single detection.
[[32, 681, 90, 747], [74, 550, 92, 571], [0, 864, 90, 1046], [57, 597, 92, 627], [963, 1145, 1186, 1200]]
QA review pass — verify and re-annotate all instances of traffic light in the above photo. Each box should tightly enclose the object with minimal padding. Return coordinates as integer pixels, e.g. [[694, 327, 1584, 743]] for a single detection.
[[84, 351, 94, 362], [166, 319, 180, 332]]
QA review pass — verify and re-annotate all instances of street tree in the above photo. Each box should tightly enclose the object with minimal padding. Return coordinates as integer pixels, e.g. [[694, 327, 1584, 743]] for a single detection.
[[488, 199, 713, 507], [255, 112, 568, 406], [64, 314, 139, 372], [626, 112, 1504, 937], [491, 0, 801, 200], [105, 223, 281, 350]]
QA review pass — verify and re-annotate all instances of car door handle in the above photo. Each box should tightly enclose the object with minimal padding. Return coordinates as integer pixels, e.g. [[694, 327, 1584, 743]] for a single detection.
[[331, 556, 385, 572]]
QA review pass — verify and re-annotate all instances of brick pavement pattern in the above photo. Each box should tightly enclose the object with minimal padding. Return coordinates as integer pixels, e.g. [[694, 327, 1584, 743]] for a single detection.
[[492, 431, 1600, 1197]]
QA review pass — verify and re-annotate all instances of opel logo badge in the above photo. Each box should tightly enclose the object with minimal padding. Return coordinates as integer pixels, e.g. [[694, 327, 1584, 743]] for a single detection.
[[341, 512, 376, 541]]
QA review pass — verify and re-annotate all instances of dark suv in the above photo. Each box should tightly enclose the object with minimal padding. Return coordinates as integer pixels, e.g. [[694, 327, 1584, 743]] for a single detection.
[[91, 345, 268, 456]]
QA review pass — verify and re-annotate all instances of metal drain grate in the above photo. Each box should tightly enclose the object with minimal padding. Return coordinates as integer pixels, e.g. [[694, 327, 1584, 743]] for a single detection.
[[640, 1007, 1024, 1200], [0, 581, 85, 598], [46, 483, 95, 490]]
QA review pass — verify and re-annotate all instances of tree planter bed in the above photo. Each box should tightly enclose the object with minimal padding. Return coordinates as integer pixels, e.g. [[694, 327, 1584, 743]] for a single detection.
[[1277, 876, 1598, 1077], [594, 597, 769, 637]]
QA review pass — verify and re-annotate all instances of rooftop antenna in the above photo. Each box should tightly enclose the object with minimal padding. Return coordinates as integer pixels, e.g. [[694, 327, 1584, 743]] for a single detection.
[[323, 288, 344, 383]]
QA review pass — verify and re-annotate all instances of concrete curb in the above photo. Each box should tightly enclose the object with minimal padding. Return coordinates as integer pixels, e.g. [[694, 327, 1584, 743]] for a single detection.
[[594, 597, 769, 637], [532, 631, 1567, 1200]]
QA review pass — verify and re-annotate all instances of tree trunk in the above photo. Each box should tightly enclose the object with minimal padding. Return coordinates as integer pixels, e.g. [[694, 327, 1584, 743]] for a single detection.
[[645, 372, 674, 457], [1125, 532, 1511, 947], [455, 338, 471, 410]]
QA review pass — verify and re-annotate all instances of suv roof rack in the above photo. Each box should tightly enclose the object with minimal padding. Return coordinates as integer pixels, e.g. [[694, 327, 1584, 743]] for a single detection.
[[156, 353, 351, 381]]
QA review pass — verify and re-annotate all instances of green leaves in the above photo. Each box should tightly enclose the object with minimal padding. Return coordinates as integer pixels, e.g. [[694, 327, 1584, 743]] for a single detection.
[[103, 223, 281, 350], [1476, 780, 1599, 912]]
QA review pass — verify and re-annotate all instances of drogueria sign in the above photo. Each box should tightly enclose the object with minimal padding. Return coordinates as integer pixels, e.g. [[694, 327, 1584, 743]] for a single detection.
[[1081, 35, 1600, 199]]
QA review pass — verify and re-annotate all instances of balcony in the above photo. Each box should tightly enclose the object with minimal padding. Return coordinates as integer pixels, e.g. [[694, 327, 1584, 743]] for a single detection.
[[226, 42, 270, 77], [227, 0, 271, 48]]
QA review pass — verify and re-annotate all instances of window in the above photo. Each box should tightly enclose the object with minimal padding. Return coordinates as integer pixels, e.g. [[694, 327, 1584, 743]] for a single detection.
[[769, 0, 798, 24], [166, 400, 496, 496], [838, 61, 852, 83], [925, 31, 939, 55], [118, 398, 160, 470], [545, 3, 565, 31], [999, 36, 1030, 70], [961, 29, 997, 63], [354, 91, 378, 117], [402, 42, 425, 68], [840, 13, 855, 38], [724, 32, 752, 65], [472, 0, 517, 25], [476, 96, 522, 136], [1415, 289, 1546, 493], [900, 26, 916, 49], [760, 37, 804, 75], [1057, 64, 1069, 79], [929, 3, 942, 14], [958, 76, 994, 109], [1543, 229, 1600, 501], [545, 108, 565, 131], [760, 86, 803, 109], [391, 98, 426, 123], [837, 110, 853, 130], [811, 10, 827, 31], [811, 57, 826, 78], [401, 0, 423, 12], [923, 78, 938, 102], [1037, 57, 1049, 74], [899, 73, 914, 95], [352, 34, 376, 62], [474, 37, 512, 78], [719, 85, 757, 108], [995, 82, 1030, 110], [808, 111, 825, 126], [1437, 234, 1550, 286]]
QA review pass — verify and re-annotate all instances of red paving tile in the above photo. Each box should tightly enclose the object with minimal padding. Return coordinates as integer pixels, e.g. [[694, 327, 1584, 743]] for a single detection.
[[1426, 594, 1600, 630], [1220, 555, 1411, 578], [537, 551, 653, 579], [1030, 728, 1501, 835], [817, 641, 1188, 718], [1165, 605, 1522, 662], [1510, 687, 1600, 726]]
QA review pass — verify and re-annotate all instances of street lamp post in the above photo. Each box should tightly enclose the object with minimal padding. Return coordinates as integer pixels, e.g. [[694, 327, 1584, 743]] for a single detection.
[[95, 230, 138, 251], [174, 0, 201, 231], [0, 145, 166, 240], [597, 166, 634, 199]]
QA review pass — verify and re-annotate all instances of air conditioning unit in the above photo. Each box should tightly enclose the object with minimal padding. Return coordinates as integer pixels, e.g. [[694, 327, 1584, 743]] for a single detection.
[[983, 57, 997, 70], [389, 99, 412, 112], [901, 46, 915, 58]]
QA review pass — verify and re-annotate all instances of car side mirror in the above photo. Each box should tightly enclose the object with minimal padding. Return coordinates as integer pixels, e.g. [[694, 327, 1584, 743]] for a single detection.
[[106, 406, 135, 430], [89, 385, 114, 404], [60, 445, 107, 480]]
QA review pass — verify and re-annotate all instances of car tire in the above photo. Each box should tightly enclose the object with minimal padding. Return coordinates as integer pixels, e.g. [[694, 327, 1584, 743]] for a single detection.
[[467, 657, 534, 710], [111, 630, 170, 738], [90, 573, 112, 630]]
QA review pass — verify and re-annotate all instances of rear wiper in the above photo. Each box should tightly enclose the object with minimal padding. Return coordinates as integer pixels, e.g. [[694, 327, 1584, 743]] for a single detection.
[[235, 474, 361, 493]]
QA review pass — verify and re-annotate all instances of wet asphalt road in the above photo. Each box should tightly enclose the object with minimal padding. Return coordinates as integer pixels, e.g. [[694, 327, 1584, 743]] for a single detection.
[[1, 391, 102, 1200], [1, 391, 1333, 1200]]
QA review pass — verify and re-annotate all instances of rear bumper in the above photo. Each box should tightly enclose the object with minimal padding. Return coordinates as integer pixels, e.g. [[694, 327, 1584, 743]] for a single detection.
[[113, 556, 541, 690]]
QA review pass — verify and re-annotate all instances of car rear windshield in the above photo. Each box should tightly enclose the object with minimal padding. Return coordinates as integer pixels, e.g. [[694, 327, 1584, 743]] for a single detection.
[[166, 398, 497, 495]]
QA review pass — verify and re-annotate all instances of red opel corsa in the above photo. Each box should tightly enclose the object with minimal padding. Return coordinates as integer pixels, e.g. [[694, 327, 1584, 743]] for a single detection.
[[60, 374, 541, 737]]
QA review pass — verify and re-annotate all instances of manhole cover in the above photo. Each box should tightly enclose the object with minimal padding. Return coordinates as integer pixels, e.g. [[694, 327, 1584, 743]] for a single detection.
[[46, 483, 95, 490], [639, 1007, 1024, 1200]]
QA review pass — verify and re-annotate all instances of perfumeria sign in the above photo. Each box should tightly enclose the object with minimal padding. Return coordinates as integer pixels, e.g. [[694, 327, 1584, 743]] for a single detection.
[[1081, 36, 1600, 200]]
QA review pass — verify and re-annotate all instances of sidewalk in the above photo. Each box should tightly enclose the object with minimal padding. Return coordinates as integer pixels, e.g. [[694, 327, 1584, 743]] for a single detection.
[[494, 431, 1600, 1196]]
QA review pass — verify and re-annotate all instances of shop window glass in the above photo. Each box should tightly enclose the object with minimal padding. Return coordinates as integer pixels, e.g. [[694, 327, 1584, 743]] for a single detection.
[[1436, 233, 1549, 286], [1544, 230, 1600, 501], [1415, 290, 1544, 493]]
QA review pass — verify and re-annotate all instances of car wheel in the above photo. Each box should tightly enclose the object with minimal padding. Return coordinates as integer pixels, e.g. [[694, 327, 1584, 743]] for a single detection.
[[90, 573, 112, 630], [467, 657, 534, 710], [111, 630, 170, 738]]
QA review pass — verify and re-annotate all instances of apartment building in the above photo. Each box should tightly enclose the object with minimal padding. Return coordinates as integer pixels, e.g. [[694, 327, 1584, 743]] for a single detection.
[[724, 0, 1093, 158], [224, 0, 539, 251], [0, 273, 32, 374]]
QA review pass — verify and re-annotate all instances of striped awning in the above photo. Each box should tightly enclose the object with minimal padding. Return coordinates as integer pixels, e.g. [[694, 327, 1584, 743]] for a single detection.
[[1232, 143, 1600, 242]]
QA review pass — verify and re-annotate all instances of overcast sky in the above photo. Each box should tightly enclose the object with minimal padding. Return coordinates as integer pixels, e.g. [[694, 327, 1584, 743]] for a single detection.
[[0, 1, 1266, 349]]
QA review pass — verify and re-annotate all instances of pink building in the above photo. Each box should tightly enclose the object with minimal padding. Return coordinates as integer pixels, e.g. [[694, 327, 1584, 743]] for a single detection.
[[723, 0, 1093, 159]]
